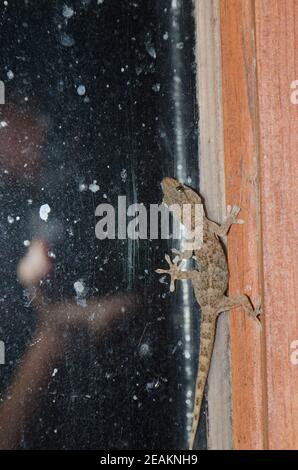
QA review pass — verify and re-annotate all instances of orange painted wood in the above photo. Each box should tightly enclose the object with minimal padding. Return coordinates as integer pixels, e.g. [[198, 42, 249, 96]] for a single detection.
[[220, 0, 267, 449], [221, 0, 298, 450], [255, 0, 298, 450]]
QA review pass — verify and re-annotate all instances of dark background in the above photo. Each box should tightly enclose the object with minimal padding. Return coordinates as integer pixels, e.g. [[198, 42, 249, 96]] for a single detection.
[[0, 0, 204, 449]]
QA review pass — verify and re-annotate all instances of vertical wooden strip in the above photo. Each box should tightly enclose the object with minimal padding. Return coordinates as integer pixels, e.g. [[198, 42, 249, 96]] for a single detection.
[[255, 0, 298, 450], [195, 0, 233, 450], [220, 0, 266, 449]]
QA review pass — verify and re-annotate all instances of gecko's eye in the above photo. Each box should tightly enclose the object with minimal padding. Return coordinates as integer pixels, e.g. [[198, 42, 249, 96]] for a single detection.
[[176, 185, 185, 193]]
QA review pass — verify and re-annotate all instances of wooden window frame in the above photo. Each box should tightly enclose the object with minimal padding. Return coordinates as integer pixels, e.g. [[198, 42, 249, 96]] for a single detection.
[[196, 0, 298, 450]]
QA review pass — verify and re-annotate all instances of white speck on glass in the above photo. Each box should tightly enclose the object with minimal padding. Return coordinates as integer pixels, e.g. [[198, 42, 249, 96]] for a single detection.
[[152, 83, 160, 92], [39, 204, 51, 222], [139, 343, 151, 357], [120, 168, 127, 182], [74, 280, 85, 295], [79, 183, 88, 192], [89, 181, 99, 193], [145, 43, 156, 59], [60, 32, 75, 47], [62, 5, 74, 18], [7, 70, 14, 80], [74, 279, 87, 307], [77, 84, 86, 96]]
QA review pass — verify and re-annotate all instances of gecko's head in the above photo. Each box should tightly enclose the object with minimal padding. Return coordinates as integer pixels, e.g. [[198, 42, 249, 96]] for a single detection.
[[161, 177, 201, 207]]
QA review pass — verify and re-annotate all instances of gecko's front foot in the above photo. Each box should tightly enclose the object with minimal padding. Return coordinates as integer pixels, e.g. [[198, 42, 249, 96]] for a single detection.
[[226, 205, 245, 225], [254, 297, 262, 324], [156, 254, 182, 292], [245, 296, 262, 330]]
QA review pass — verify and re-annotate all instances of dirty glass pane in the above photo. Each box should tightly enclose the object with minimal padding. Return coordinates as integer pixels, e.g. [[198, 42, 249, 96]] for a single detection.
[[0, 0, 203, 450]]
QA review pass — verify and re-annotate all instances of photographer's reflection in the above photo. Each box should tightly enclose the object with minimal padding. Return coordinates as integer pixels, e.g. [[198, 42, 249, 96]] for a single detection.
[[0, 105, 140, 450], [0, 240, 138, 450]]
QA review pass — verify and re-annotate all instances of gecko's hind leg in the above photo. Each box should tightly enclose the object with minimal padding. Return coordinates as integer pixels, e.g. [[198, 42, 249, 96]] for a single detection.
[[215, 294, 261, 326]]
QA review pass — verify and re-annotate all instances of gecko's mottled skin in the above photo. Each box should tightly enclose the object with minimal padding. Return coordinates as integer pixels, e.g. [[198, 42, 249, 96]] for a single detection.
[[156, 177, 261, 450]]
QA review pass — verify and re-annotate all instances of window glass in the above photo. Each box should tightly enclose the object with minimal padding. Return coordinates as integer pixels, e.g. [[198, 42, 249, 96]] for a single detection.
[[0, 0, 203, 450]]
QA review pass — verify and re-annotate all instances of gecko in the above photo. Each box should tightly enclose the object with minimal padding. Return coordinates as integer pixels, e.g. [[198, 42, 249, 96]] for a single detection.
[[156, 177, 261, 450]]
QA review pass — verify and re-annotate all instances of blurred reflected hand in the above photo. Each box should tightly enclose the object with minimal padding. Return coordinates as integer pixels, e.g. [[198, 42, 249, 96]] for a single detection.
[[17, 239, 138, 335]]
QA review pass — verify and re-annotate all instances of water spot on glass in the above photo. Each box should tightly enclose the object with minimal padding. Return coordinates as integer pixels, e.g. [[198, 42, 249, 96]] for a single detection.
[[48, 250, 56, 259], [145, 41, 156, 59], [74, 279, 87, 307], [39, 204, 51, 222], [79, 183, 88, 192], [159, 275, 168, 285], [176, 42, 184, 50], [57, 80, 64, 92], [139, 343, 152, 357], [62, 5, 75, 19], [120, 169, 127, 182], [77, 84, 86, 96], [89, 181, 99, 193], [60, 32, 75, 47], [152, 83, 160, 93], [145, 379, 160, 392], [74, 280, 85, 295], [7, 70, 14, 80]]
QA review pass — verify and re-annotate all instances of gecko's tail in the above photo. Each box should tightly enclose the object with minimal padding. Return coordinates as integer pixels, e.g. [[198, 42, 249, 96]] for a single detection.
[[189, 316, 217, 450]]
